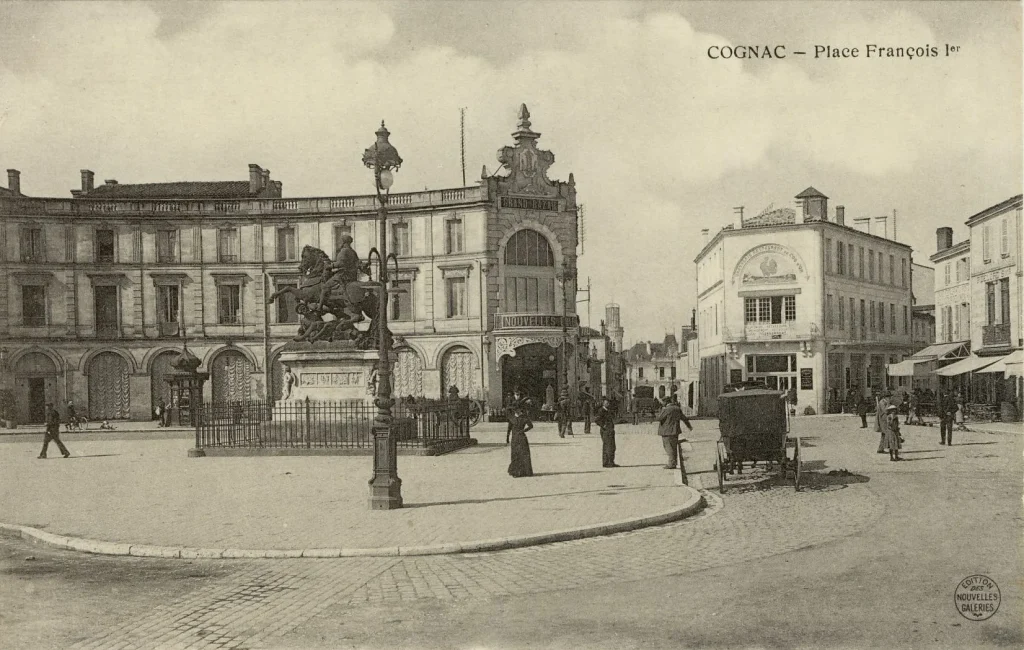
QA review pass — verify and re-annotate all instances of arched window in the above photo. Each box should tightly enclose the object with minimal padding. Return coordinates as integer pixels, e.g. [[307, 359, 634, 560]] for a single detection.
[[502, 229, 557, 314], [504, 229, 554, 267]]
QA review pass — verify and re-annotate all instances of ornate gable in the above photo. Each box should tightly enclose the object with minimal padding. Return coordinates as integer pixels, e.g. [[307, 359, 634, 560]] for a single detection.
[[496, 104, 558, 197]]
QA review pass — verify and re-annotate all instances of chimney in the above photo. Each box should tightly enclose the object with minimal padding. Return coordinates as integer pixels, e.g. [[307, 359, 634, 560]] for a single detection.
[[249, 164, 262, 194], [701, 228, 709, 246], [936, 227, 954, 252], [104, 179, 118, 185], [6, 169, 20, 195], [835, 205, 845, 226], [261, 169, 270, 191], [80, 169, 94, 193]]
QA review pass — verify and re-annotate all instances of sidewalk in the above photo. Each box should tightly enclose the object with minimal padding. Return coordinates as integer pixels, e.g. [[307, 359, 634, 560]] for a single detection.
[[0, 419, 192, 437], [0, 422, 705, 558]]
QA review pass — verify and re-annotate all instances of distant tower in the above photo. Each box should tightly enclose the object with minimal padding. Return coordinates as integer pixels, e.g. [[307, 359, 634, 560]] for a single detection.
[[605, 303, 623, 353], [795, 187, 829, 222]]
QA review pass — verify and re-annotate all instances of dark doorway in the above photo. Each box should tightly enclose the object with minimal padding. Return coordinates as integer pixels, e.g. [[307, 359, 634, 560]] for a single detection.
[[501, 343, 558, 414], [28, 378, 46, 424]]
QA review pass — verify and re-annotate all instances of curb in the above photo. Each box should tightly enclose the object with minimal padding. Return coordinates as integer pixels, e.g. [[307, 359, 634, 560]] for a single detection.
[[0, 487, 706, 560]]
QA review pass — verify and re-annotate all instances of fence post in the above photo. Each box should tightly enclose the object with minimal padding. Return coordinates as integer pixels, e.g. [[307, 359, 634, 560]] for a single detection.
[[304, 396, 311, 446], [187, 404, 206, 457]]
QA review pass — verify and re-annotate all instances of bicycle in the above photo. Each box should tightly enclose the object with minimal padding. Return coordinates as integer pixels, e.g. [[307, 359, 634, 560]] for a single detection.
[[65, 415, 89, 432]]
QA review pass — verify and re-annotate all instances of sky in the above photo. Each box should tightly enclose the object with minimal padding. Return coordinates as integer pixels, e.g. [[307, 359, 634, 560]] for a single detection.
[[1, 1, 1021, 345]]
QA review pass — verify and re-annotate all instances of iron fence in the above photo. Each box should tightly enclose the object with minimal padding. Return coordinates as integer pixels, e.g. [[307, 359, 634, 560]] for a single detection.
[[195, 398, 472, 450]]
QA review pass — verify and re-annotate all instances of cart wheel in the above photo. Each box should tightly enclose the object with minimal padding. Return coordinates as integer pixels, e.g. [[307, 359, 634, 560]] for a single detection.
[[793, 437, 802, 491], [677, 439, 688, 486], [716, 441, 726, 493]]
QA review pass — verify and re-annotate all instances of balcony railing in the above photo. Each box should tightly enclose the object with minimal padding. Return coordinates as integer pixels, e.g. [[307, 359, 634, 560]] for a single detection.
[[982, 323, 1011, 346], [0, 186, 489, 218], [496, 313, 580, 330]]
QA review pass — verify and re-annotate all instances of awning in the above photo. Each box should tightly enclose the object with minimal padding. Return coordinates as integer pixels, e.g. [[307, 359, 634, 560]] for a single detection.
[[912, 341, 970, 361], [887, 358, 933, 377], [978, 350, 1023, 376], [934, 354, 1000, 377]]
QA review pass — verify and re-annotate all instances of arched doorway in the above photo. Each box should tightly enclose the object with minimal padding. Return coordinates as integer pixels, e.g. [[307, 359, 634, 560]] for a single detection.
[[500, 342, 558, 411], [211, 350, 253, 404], [88, 352, 131, 419], [393, 349, 424, 399], [150, 351, 178, 414], [440, 346, 477, 399], [14, 352, 59, 424]]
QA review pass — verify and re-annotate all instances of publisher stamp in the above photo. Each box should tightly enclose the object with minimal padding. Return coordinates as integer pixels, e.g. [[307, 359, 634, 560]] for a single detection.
[[954, 575, 1001, 621]]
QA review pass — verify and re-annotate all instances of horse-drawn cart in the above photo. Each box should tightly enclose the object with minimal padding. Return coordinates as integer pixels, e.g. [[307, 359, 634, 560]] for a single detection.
[[715, 389, 802, 492]]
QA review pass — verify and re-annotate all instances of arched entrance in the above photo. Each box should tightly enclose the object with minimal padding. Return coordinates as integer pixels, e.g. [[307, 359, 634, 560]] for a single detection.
[[500, 342, 558, 411], [14, 352, 59, 424], [440, 346, 477, 399], [211, 350, 253, 404], [393, 349, 425, 399], [150, 351, 178, 413], [88, 352, 131, 419]]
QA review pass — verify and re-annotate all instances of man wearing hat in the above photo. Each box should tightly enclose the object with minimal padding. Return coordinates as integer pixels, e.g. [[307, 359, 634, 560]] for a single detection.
[[875, 390, 892, 453], [317, 234, 363, 307], [882, 403, 902, 461]]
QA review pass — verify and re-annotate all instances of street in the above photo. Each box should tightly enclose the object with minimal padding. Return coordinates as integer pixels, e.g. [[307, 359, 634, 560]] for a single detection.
[[1, 414, 1019, 649]]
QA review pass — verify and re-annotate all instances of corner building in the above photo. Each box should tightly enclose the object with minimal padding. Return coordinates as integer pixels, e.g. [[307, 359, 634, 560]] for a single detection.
[[695, 188, 914, 416], [0, 105, 581, 423]]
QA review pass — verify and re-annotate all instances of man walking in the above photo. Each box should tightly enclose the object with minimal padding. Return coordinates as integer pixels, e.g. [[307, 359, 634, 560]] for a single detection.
[[39, 403, 70, 459], [656, 395, 692, 469], [579, 384, 593, 434], [875, 391, 891, 453], [857, 393, 870, 428], [556, 393, 573, 438], [595, 397, 619, 468], [939, 390, 955, 445]]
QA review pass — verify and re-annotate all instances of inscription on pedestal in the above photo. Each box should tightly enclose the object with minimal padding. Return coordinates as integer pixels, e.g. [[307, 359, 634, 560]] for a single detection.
[[299, 372, 364, 387]]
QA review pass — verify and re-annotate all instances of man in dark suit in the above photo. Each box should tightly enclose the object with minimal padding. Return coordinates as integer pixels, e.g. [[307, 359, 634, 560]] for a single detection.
[[594, 397, 619, 468], [39, 403, 70, 459], [656, 395, 692, 469], [578, 385, 594, 434]]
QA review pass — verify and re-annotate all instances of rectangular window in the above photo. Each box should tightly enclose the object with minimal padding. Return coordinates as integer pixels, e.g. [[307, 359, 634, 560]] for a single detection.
[[157, 230, 178, 263], [218, 228, 239, 263], [869, 301, 876, 332], [838, 294, 845, 330], [1000, 278, 1010, 325], [391, 222, 410, 257], [638, 367, 644, 379], [275, 282, 298, 324], [446, 277, 466, 318], [744, 298, 758, 323], [94, 285, 119, 337], [945, 263, 951, 286], [858, 247, 864, 279], [1001, 218, 1009, 256], [836, 241, 845, 275], [847, 244, 854, 276], [21, 285, 46, 326], [333, 224, 352, 253], [889, 255, 895, 285], [901, 259, 907, 287], [983, 225, 991, 262], [445, 218, 464, 254], [953, 304, 960, 340], [825, 238, 832, 273], [276, 227, 296, 262], [217, 284, 241, 324], [986, 281, 996, 325], [890, 302, 896, 333], [20, 227, 44, 262], [868, 250, 875, 281], [878, 302, 885, 333], [850, 298, 856, 334], [903, 305, 909, 335], [758, 297, 771, 323], [671, 366, 677, 380], [659, 367, 665, 379], [955, 260, 961, 283], [860, 299, 866, 331], [826, 294, 833, 329], [783, 295, 796, 322], [95, 229, 116, 263], [157, 285, 180, 324], [390, 279, 412, 321]]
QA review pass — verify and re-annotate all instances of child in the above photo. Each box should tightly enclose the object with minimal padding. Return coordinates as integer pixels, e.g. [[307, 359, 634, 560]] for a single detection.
[[99, 420, 115, 430], [954, 401, 968, 432]]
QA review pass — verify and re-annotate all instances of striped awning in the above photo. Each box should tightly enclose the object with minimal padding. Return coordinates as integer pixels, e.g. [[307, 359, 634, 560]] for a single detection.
[[887, 358, 933, 377], [976, 350, 1023, 376]]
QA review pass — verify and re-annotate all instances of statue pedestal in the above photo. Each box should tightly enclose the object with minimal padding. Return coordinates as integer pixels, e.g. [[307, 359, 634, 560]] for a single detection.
[[274, 344, 379, 420]]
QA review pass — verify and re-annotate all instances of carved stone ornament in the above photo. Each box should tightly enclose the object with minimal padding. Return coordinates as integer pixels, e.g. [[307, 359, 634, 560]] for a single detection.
[[496, 104, 557, 197], [495, 335, 565, 360]]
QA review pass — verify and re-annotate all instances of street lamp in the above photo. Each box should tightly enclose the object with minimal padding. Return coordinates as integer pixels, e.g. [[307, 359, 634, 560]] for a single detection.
[[362, 121, 404, 510]]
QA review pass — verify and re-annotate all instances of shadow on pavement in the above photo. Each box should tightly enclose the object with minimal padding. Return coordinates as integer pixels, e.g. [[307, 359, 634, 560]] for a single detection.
[[722, 468, 870, 495], [63, 454, 123, 459], [405, 485, 662, 508], [897, 456, 943, 461], [951, 441, 1000, 446]]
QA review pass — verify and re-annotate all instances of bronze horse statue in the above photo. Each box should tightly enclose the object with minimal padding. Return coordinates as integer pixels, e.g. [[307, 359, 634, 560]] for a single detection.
[[267, 245, 380, 343]]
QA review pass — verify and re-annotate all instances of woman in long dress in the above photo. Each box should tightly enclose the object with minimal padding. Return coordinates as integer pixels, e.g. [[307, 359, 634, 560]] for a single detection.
[[508, 408, 534, 478], [883, 404, 902, 461]]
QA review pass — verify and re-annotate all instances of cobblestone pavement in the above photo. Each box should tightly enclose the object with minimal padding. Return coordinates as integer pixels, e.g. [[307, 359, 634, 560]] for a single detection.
[[60, 416, 924, 649]]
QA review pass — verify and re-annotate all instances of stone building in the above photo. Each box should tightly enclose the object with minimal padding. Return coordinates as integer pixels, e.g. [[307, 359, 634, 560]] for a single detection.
[[625, 334, 680, 401], [0, 104, 581, 424], [695, 187, 915, 416]]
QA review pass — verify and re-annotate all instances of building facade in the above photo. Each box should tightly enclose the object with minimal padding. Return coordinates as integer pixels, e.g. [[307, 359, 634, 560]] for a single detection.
[[696, 187, 915, 416], [931, 228, 972, 345], [625, 334, 680, 401], [0, 104, 582, 423]]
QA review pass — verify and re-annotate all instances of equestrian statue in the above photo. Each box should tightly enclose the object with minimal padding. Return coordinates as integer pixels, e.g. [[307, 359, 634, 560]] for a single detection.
[[267, 238, 384, 348]]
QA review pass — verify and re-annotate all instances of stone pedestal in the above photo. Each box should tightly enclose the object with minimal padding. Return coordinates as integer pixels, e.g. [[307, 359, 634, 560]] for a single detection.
[[274, 344, 379, 420]]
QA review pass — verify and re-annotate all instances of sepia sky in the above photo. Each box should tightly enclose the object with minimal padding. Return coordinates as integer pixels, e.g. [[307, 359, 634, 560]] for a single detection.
[[1, 1, 1020, 344]]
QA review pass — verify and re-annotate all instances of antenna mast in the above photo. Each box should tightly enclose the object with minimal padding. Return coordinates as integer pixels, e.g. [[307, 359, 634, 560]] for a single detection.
[[459, 107, 467, 187], [575, 276, 592, 329], [578, 204, 585, 255]]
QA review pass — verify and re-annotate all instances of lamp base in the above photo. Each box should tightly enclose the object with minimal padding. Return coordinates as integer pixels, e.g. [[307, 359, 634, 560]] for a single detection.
[[368, 476, 403, 510]]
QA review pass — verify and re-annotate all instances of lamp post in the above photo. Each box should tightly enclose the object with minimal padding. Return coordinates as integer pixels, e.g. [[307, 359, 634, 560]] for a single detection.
[[362, 121, 404, 510], [558, 260, 578, 402]]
